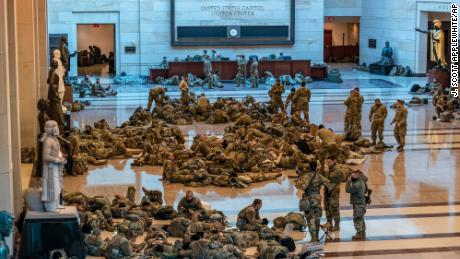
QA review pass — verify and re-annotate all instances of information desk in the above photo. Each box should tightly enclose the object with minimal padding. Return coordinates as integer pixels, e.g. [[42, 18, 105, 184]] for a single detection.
[[151, 60, 311, 81]]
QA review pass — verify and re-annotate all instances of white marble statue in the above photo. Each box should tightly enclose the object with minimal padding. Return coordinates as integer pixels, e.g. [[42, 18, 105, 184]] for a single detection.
[[40, 120, 66, 212], [53, 49, 67, 112]]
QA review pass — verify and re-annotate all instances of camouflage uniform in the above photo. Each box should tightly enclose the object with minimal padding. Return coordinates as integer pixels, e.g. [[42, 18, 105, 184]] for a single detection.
[[285, 89, 297, 115], [391, 103, 408, 150], [269, 82, 286, 114], [344, 94, 363, 140], [236, 205, 263, 231], [147, 87, 166, 111], [324, 164, 342, 230], [179, 79, 189, 106], [317, 128, 340, 169], [250, 61, 259, 88], [369, 103, 388, 144], [293, 85, 312, 122], [177, 196, 204, 218], [345, 174, 369, 239], [298, 171, 330, 242], [236, 57, 247, 87]]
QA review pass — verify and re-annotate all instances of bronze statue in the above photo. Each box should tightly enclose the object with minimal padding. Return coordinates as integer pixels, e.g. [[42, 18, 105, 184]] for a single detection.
[[46, 60, 65, 132], [0, 211, 14, 259], [36, 99, 50, 177], [416, 19, 447, 66], [59, 37, 76, 79], [376, 41, 394, 66]]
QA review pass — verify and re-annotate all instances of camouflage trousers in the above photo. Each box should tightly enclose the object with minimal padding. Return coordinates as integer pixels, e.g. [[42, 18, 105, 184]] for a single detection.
[[371, 121, 384, 143], [325, 186, 340, 225], [180, 91, 189, 106], [295, 102, 309, 122], [271, 96, 285, 114], [236, 218, 260, 231], [236, 73, 246, 86], [344, 113, 361, 132], [394, 123, 407, 148], [303, 195, 322, 240], [352, 204, 366, 233]]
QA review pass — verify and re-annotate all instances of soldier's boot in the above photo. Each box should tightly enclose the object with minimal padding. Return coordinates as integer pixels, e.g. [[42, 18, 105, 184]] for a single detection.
[[332, 220, 340, 231], [352, 231, 366, 241], [371, 138, 376, 146]]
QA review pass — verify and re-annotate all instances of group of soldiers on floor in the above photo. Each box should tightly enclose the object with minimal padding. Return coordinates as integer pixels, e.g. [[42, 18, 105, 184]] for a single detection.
[[70, 163, 370, 258], [74, 75, 118, 97], [432, 83, 459, 122], [69, 187, 300, 258]]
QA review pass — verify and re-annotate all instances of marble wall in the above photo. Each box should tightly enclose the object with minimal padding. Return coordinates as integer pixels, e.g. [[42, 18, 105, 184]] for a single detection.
[[359, 0, 452, 73], [48, 0, 325, 76]]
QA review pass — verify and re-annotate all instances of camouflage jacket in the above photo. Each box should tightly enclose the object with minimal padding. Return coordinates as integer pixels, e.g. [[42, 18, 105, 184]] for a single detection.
[[237, 205, 262, 225], [293, 86, 311, 104], [300, 172, 330, 197], [391, 106, 408, 126], [177, 197, 203, 214], [369, 104, 388, 123], [269, 84, 285, 96]]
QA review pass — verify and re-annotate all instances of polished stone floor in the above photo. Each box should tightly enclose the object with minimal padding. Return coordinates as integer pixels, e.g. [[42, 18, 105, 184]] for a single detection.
[[39, 64, 460, 257]]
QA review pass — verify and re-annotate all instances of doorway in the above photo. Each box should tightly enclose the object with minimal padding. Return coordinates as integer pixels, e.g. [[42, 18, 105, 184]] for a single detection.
[[77, 24, 115, 76], [323, 16, 360, 63]]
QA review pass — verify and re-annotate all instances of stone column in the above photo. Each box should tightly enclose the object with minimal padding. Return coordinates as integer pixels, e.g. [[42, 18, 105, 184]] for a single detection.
[[16, 0, 49, 148], [0, 0, 20, 249], [7, 0, 24, 216]]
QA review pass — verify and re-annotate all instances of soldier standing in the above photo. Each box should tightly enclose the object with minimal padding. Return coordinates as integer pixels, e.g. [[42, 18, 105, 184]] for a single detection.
[[343, 90, 354, 134], [345, 170, 369, 240], [236, 54, 247, 87], [269, 78, 286, 114], [344, 89, 363, 140], [250, 57, 259, 88], [177, 190, 204, 218], [293, 81, 312, 123], [369, 98, 388, 145], [203, 57, 213, 89], [179, 75, 190, 106], [236, 199, 265, 231], [355, 88, 364, 129], [285, 88, 296, 115], [324, 158, 342, 231], [299, 162, 330, 242], [391, 99, 408, 151], [147, 87, 166, 112]]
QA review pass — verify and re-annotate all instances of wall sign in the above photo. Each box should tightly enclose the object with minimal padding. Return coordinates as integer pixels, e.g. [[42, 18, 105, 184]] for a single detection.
[[171, 0, 295, 46], [368, 39, 377, 48]]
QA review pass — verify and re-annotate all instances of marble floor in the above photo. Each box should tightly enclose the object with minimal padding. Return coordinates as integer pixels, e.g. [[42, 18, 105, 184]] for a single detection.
[[33, 64, 460, 257]]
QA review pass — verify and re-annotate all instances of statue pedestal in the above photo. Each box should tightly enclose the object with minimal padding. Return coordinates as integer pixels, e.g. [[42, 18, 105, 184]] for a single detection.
[[369, 64, 394, 75], [18, 206, 85, 259], [428, 69, 450, 88]]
